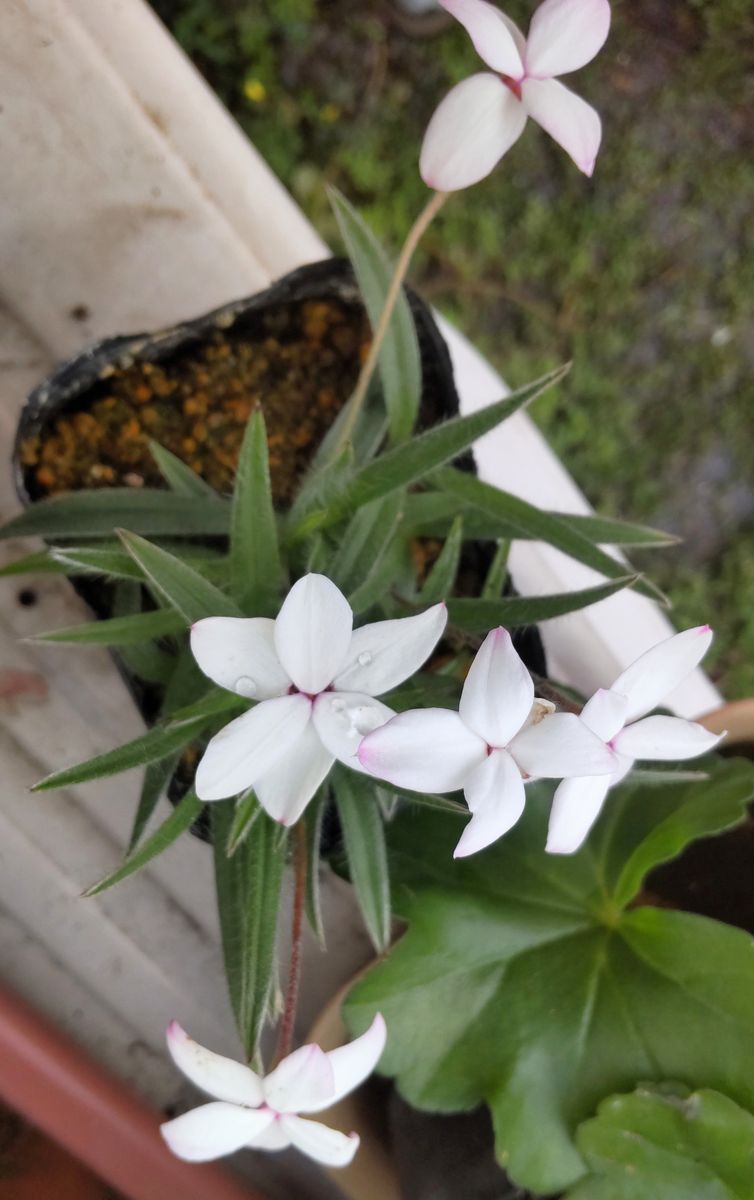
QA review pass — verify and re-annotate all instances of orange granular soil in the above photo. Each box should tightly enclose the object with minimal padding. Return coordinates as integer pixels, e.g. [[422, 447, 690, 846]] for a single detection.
[[19, 299, 369, 505]]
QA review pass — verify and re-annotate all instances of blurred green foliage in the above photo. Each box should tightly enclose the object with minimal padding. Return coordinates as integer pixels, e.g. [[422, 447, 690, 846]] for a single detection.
[[153, 0, 754, 696]]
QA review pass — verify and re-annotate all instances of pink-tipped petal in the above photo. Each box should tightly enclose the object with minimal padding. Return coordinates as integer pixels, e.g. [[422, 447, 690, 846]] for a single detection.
[[306, 1015, 387, 1114], [440, 0, 525, 75], [280, 1116, 360, 1168], [333, 605, 447, 697], [613, 716, 723, 762], [580, 687, 628, 742], [545, 775, 611, 855], [522, 77, 601, 175], [160, 1103, 274, 1162], [190, 617, 290, 700], [166, 1021, 263, 1107], [455, 748, 525, 857], [459, 627, 535, 748], [358, 707, 487, 793], [254, 718, 334, 825], [420, 73, 527, 192], [525, 0, 611, 77], [274, 574, 353, 694], [195, 694, 311, 801], [313, 692, 394, 774], [610, 626, 714, 723], [263, 1044, 335, 1115], [510, 712, 616, 778]]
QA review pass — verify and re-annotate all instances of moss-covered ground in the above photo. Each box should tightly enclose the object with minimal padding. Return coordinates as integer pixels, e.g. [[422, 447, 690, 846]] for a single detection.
[[153, 0, 754, 697]]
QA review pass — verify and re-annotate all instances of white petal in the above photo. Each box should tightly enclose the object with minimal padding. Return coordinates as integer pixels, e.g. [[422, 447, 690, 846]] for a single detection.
[[190, 617, 290, 700], [522, 77, 601, 175], [306, 1014, 387, 1114], [263, 1044, 335, 1114], [509, 711, 616, 778], [313, 692, 394, 774], [580, 687, 628, 741], [545, 775, 611, 855], [274, 574, 353, 694], [281, 1116, 360, 1168], [440, 0, 525, 75], [166, 1021, 263, 1107], [247, 1121, 291, 1152], [614, 716, 723, 762], [195, 694, 311, 801], [610, 626, 714, 723], [454, 749, 526, 857], [254, 718, 334, 825], [459, 627, 534, 747], [526, 0, 611, 77], [358, 708, 487, 793], [160, 1103, 273, 1162], [420, 73, 527, 192], [332, 605, 447, 697]]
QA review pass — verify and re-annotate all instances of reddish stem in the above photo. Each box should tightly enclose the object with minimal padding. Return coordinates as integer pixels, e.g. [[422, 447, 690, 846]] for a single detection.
[[272, 820, 308, 1066]]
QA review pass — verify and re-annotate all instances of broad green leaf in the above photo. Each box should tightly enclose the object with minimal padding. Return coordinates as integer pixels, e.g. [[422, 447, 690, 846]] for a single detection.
[[230, 409, 282, 615], [334, 770, 391, 954], [128, 754, 181, 853], [419, 516, 463, 604], [481, 539, 510, 599], [0, 489, 229, 540], [568, 1086, 754, 1200], [30, 607, 185, 646], [226, 791, 263, 856], [32, 712, 214, 792], [289, 366, 568, 539], [149, 441, 219, 498], [434, 468, 665, 604], [211, 801, 288, 1061], [329, 185, 421, 444], [304, 791, 328, 947], [84, 788, 203, 896], [119, 531, 241, 623], [447, 575, 638, 630], [345, 758, 754, 1195]]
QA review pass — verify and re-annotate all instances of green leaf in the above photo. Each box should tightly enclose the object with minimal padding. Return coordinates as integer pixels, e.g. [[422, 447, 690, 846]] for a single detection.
[[0, 490, 230, 540], [329, 492, 403, 595], [344, 758, 754, 1195], [347, 503, 405, 613], [334, 769, 391, 954], [30, 607, 185, 646], [447, 575, 639, 630], [211, 801, 288, 1061], [226, 791, 263, 856], [32, 711, 213, 792], [229, 409, 283, 615], [0, 549, 66, 578], [434, 467, 665, 604], [149, 441, 219, 498], [304, 790, 328, 947], [83, 788, 203, 896], [567, 1086, 754, 1200], [48, 543, 227, 585], [128, 754, 181, 853], [119, 531, 241, 623], [481, 539, 510, 599], [329, 185, 421, 444], [419, 516, 463, 604], [290, 366, 569, 539]]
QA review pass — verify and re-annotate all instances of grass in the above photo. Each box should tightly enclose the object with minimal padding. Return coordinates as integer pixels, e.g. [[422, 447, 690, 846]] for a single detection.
[[153, 0, 754, 698]]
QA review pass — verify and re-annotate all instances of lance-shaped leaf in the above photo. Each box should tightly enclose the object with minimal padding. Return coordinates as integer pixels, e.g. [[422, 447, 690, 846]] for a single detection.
[[304, 791, 328, 947], [211, 801, 288, 1061], [229, 409, 282, 615], [0, 490, 230, 540], [447, 575, 638, 630], [345, 758, 754, 1195], [289, 365, 568, 538], [334, 769, 391, 954], [149, 441, 219, 499], [481, 539, 510, 599], [119, 531, 241, 623], [84, 788, 203, 896], [30, 607, 185, 646], [329, 492, 404, 595], [329, 185, 422, 445], [419, 516, 463, 605], [567, 1086, 754, 1200]]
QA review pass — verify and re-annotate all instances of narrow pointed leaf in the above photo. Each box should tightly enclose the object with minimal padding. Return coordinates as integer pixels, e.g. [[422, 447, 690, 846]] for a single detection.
[[420, 516, 463, 604], [334, 769, 391, 954], [0, 549, 64, 578], [226, 791, 263, 856], [447, 575, 638, 630], [330, 492, 403, 594], [229, 409, 282, 615], [149, 441, 219, 498], [84, 788, 203, 896], [481, 539, 511, 599], [304, 790, 328, 947], [348, 518, 406, 613], [128, 754, 181, 853], [30, 607, 186, 646], [0, 490, 230, 539], [118, 531, 241, 623]]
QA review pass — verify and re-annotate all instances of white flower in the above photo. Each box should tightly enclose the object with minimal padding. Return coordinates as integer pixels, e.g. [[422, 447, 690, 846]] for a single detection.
[[420, 0, 611, 190], [160, 1015, 386, 1167], [546, 625, 724, 855], [190, 574, 447, 825], [359, 626, 616, 857]]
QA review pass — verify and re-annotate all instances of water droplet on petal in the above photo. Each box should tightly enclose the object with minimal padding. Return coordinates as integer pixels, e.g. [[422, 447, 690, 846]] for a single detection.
[[357, 651, 372, 667], [331, 698, 346, 713], [234, 676, 257, 698]]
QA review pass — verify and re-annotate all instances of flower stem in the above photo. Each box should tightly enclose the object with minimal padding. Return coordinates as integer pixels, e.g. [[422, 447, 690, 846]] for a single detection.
[[335, 188, 448, 454], [273, 820, 308, 1066]]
